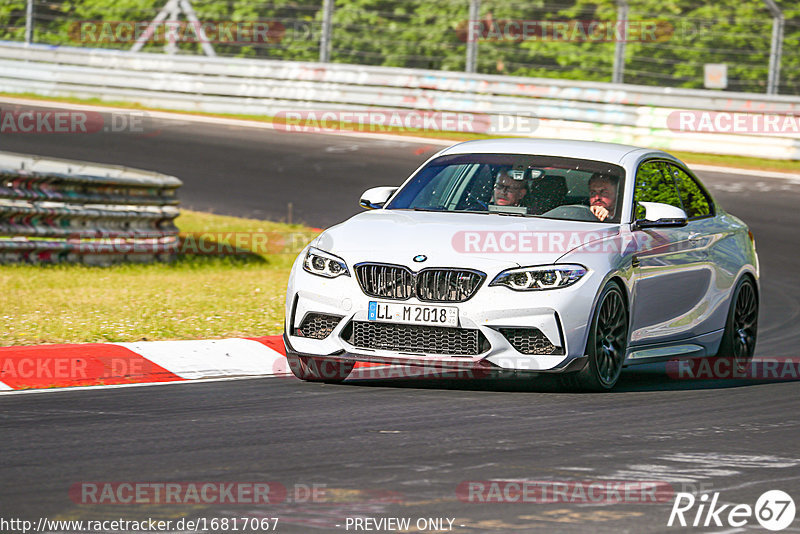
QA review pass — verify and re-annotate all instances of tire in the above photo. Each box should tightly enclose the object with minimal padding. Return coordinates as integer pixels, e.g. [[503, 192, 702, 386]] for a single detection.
[[715, 276, 758, 372], [561, 281, 629, 392], [287, 354, 354, 383]]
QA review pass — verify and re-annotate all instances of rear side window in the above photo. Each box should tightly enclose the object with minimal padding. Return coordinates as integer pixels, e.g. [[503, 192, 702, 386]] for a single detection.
[[633, 161, 682, 220], [667, 164, 713, 218]]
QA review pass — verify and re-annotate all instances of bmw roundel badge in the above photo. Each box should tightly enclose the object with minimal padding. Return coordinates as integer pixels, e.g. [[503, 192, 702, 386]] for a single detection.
[[413, 255, 427, 263]]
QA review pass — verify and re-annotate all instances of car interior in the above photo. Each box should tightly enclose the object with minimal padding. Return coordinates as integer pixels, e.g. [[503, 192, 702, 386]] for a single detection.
[[455, 165, 590, 216]]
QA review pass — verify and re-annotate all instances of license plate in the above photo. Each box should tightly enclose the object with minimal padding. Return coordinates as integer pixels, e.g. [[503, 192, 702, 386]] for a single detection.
[[368, 301, 458, 327]]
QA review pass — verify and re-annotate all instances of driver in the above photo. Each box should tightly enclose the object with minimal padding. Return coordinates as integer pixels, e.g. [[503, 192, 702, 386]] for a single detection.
[[492, 169, 528, 207], [588, 172, 619, 221]]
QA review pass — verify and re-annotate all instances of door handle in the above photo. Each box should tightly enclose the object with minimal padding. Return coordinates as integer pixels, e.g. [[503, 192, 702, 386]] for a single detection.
[[632, 256, 640, 268], [688, 232, 702, 242]]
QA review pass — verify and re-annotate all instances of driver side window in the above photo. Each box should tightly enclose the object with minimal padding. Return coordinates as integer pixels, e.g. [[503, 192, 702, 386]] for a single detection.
[[668, 164, 712, 219], [633, 161, 683, 220]]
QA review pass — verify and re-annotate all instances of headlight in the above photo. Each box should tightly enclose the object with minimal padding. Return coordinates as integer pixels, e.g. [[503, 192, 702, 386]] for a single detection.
[[490, 264, 587, 291], [303, 247, 350, 278]]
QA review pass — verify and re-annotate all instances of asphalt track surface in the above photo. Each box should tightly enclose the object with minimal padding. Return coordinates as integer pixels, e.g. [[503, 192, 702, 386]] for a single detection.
[[2, 103, 800, 533]]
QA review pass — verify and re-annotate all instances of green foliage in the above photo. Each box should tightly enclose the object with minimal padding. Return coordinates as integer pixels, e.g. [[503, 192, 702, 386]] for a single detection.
[[672, 166, 711, 218], [1, 0, 798, 94], [634, 161, 711, 219], [0, 1, 27, 41], [633, 161, 682, 219]]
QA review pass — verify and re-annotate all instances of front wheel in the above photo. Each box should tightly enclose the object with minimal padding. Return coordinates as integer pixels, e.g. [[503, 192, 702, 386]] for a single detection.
[[287, 354, 354, 383], [561, 282, 629, 392], [715, 276, 758, 372]]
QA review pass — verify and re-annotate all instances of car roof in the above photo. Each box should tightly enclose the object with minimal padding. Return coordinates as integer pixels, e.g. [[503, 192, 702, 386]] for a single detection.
[[438, 138, 672, 165]]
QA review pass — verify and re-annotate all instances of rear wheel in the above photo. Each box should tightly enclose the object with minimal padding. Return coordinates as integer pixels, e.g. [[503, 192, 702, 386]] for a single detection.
[[716, 276, 758, 372], [287, 354, 354, 383], [561, 282, 629, 392]]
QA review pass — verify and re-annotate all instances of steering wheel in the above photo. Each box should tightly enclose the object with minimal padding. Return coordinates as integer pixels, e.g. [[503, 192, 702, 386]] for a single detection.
[[540, 204, 600, 222], [458, 198, 489, 211]]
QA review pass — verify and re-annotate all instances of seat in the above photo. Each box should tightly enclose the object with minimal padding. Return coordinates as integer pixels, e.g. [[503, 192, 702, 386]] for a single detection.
[[526, 175, 568, 214]]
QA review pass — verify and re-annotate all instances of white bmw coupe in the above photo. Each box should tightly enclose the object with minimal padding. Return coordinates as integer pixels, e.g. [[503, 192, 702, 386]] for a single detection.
[[284, 139, 759, 390]]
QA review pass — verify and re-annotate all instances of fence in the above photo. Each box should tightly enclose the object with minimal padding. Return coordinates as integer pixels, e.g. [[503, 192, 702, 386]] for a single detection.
[[0, 0, 798, 95], [0, 42, 798, 160], [0, 151, 181, 265]]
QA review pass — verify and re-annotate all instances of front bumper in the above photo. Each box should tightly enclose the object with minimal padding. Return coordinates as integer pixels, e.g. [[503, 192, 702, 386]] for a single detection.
[[284, 262, 601, 373], [283, 332, 588, 375]]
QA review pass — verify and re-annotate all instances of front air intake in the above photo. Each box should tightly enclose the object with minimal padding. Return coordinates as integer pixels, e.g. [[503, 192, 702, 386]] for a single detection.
[[296, 313, 343, 340], [498, 327, 564, 355], [346, 321, 489, 356]]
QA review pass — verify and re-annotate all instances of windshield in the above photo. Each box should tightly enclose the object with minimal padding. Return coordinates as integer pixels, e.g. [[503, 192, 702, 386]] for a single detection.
[[386, 153, 626, 223]]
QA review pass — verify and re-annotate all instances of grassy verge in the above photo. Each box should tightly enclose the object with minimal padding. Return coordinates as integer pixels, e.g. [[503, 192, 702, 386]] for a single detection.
[[0, 210, 318, 346], [3, 91, 799, 174], [669, 151, 800, 173]]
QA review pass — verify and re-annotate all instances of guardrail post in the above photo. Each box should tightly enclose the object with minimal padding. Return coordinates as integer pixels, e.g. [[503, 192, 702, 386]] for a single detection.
[[24, 0, 33, 45], [319, 0, 334, 63], [465, 0, 479, 73], [612, 0, 628, 84], [764, 0, 784, 95]]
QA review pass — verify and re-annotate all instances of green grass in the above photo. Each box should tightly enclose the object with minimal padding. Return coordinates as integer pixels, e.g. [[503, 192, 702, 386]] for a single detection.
[[0, 210, 318, 346], [4, 91, 799, 173], [669, 151, 800, 173]]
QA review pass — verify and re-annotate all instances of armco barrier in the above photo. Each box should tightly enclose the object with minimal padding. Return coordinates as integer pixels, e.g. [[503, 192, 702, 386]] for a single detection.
[[0, 41, 799, 159], [0, 151, 181, 264]]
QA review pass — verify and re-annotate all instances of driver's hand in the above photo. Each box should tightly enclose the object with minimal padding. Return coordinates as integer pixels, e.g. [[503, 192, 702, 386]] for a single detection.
[[590, 205, 609, 221]]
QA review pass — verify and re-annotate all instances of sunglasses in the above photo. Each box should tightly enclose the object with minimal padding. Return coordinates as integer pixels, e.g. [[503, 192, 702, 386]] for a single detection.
[[494, 183, 525, 193]]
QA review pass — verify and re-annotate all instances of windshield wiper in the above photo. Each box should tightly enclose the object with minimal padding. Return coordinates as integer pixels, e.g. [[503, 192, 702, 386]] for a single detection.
[[411, 207, 492, 214]]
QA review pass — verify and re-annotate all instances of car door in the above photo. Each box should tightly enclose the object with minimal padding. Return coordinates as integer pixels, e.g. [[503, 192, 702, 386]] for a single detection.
[[628, 160, 714, 346], [668, 162, 733, 336]]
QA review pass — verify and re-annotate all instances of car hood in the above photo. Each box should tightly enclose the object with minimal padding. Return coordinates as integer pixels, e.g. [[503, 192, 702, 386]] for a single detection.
[[314, 210, 619, 271]]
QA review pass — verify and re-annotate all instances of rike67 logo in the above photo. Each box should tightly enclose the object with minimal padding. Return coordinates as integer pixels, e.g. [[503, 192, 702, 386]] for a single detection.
[[668, 490, 796, 531]]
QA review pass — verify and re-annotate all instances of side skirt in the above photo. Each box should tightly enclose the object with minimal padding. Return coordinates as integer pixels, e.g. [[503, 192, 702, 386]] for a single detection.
[[623, 329, 724, 366]]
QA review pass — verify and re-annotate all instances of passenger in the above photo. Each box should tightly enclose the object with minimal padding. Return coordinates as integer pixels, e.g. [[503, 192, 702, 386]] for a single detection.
[[588, 173, 619, 221]]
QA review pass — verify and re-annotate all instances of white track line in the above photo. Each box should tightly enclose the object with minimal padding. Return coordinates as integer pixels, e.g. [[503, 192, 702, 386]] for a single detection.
[[690, 163, 800, 181], [0, 96, 453, 147], [5, 95, 800, 180], [0, 374, 293, 396]]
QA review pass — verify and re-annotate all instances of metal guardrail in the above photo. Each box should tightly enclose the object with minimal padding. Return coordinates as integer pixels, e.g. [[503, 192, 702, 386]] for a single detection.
[[0, 152, 181, 265], [0, 42, 799, 159]]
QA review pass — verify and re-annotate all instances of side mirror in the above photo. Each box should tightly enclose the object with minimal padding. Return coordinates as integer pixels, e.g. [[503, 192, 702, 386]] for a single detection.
[[359, 186, 398, 210], [634, 201, 688, 229]]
